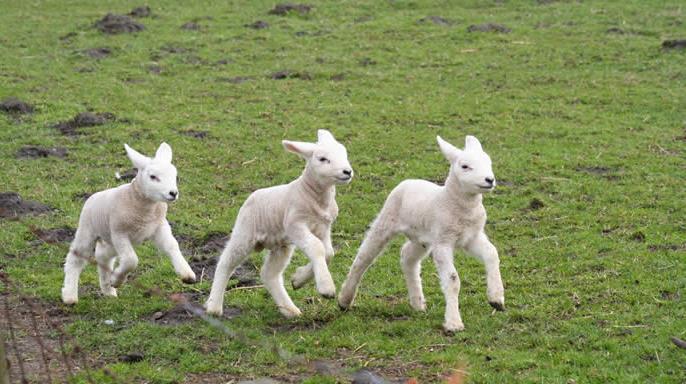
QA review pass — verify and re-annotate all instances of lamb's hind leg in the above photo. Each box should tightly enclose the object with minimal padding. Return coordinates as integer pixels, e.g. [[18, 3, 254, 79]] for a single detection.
[[262, 245, 301, 318], [95, 241, 117, 297], [62, 228, 96, 304], [400, 241, 428, 311], [205, 237, 253, 316], [466, 232, 505, 311]]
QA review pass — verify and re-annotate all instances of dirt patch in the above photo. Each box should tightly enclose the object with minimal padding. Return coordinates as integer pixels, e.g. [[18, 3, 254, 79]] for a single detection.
[[215, 59, 231, 65], [270, 70, 312, 80], [82, 47, 112, 59], [467, 23, 511, 33], [359, 57, 376, 66], [648, 243, 686, 252], [606, 27, 625, 34], [0, 97, 34, 115], [528, 198, 545, 210], [268, 4, 312, 16], [95, 13, 145, 34], [160, 45, 190, 54], [189, 257, 258, 286], [16, 146, 68, 159], [150, 292, 241, 325], [662, 39, 686, 50], [30, 227, 75, 244], [52, 112, 118, 136], [418, 16, 454, 26], [181, 22, 201, 30], [0, 192, 52, 219], [179, 129, 209, 139], [246, 20, 270, 29], [330, 73, 345, 81], [630, 231, 646, 242], [576, 166, 621, 180], [218, 76, 252, 84], [128, 6, 151, 18]]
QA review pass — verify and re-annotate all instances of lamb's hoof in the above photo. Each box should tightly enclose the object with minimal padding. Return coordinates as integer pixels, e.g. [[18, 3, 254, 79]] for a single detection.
[[61, 289, 78, 305], [279, 306, 302, 319], [337, 297, 351, 311], [410, 298, 427, 312], [182, 276, 196, 284], [319, 291, 336, 299], [442, 322, 465, 335], [489, 301, 505, 311], [291, 278, 305, 290], [205, 307, 223, 317], [101, 288, 118, 298]]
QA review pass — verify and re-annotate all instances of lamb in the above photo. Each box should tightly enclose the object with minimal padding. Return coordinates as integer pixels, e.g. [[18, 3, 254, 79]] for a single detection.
[[61, 143, 196, 304], [338, 135, 504, 333], [205, 130, 353, 317]]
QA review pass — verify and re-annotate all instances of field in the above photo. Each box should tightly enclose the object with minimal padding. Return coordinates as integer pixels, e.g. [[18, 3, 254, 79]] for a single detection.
[[1, 0, 685, 383]]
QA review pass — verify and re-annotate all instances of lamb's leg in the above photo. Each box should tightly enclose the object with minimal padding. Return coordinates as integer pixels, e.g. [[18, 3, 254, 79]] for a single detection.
[[431, 245, 464, 333], [152, 220, 196, 283], [61, 228, 96, 304], [338, 222, 396, 309], [287, 224, 336, 298], [466, 232, 505, 311], [205, 237, 253, 316], [400, 241, 428, 311], [110, 235, 138, 288], [262, 246, 301, 318], [291, 226, 334, 289], [95, 241, 117, 297]]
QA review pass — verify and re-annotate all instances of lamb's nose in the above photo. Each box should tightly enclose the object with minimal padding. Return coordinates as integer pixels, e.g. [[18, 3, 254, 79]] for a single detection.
[[169, 191, 178, 198], [343, 169, 352, 176], [485, 177, 494, 185]]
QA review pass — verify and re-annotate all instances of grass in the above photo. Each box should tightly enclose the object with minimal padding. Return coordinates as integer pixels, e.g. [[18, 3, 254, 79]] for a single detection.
[[1, 0, 685, 382]]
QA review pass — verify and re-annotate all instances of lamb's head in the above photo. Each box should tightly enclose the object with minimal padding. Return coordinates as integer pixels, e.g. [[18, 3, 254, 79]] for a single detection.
[[282, 129, 353, 186], [124, 142, 179, 202], [437, 135, 495, 194]]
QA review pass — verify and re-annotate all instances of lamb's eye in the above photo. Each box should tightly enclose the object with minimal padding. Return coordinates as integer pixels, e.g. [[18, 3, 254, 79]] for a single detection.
[[319, 157, 329, 163], [150, 175, 159, 181], [461, 165, 470, 170]]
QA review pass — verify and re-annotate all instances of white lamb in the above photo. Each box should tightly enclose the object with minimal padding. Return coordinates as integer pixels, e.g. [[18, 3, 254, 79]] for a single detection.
[[338, 135, 504, 333], [61, 143, 196, 304], [205, 130, 353, 318]]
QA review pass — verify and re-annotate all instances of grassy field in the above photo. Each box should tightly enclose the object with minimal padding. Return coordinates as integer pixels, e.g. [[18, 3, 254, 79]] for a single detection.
[[1, 0, 685, 383]]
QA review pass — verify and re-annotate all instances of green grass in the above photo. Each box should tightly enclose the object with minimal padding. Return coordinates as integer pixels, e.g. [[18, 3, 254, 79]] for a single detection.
[[1, 0, 685, 382]]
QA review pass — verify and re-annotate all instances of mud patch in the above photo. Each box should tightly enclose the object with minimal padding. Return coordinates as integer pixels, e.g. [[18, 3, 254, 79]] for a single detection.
[[52, 112, 118, 136], [128, 6, 151, 18], [418, 16, 454, 26], [16, 146, 68, 159], [270, 70, 312, 80], [0, 192, 52, 219], [82, 47, 112, 59], [0, 97, 34, 115], [246, 20, 270, 29], [179, 129, 209, 139], [150, 292, 241, 325], [662, 39, 686, 50], [31, 227, 75, 244], [181, 22, 201, 30], [467, 23, 511, 33], [95, 13, 145, 34], [268, 4, 312, 16]]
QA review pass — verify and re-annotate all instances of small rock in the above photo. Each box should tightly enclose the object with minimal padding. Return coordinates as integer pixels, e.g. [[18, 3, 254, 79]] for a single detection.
[[104, 319, 115, 325], [152, 311, 165, 320]]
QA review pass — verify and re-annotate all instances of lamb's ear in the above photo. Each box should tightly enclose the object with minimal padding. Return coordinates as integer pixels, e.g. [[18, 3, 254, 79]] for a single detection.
[[464, 135, 483, 152], [282, 140, 317, 159], [437, 136, 461, 163], [154, 142, 173, 163], [317, 129, 336, 144], [124, 144, 151, 169]]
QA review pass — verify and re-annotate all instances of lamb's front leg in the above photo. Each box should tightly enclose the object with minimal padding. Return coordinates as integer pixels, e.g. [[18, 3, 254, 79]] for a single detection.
[[431, 245, 464, 333], [262, 246, 301, 318], [466, 232, 505, 311], [152, 220, 196, 283], [110, 235, 139, 288], [291, 226, 334, 289], [288, 224, 336, 298]]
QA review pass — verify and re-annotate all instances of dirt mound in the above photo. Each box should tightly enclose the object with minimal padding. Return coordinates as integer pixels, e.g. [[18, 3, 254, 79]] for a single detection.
[[0, 97, 34, 115], [270, 70, 312, 80], [0, 192, 52, 218], [52, 112, 117, 136], [82, 47, 112, 59], [467, 23, 511, 33], [268, 3, 312, 15], [95, 13, 145, 34], [16, 146, 68, 159], [150, 292, 241, 325], [246, 20, 269, 29], [662, 39, 686, 50], [418, 16, 453, 26], [31, 227, 75, 243], [128, 6, 151, 18]]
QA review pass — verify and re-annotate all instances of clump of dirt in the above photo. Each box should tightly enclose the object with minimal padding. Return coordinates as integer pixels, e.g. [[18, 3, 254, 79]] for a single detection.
[[467, 23, 511, 33], [119, 352, 144, 363], [662, 39, 686, 50], [31, 227, 75, 244], [528, 198, 545, 210], [0, 192, 52, 218], [179, 129, 208, 139], [218, 76, 252, 84], [95, 13, 145, 34], [150, 292, 241, 325], [359, 57, 376, 66], [630, 231, 646, 242], [115, 168, 137, 181], [0, 97, 34, 115], [52, 112, 117, 136], [418, 16, 454, 26], [128, 6, 151, 18], [268, 3, 312, 15], [181, 22, 201, 30], [246, 20, 269, 29], [16, 146, 68, 159], [82, 47, 112, 59], [270, 70, 312, 80]]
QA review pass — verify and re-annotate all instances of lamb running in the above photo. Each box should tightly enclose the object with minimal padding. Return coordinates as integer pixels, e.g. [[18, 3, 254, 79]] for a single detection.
[[205, 130, 353, 318], [338, 135, 504, 333], [61, 143, 196, 304]]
